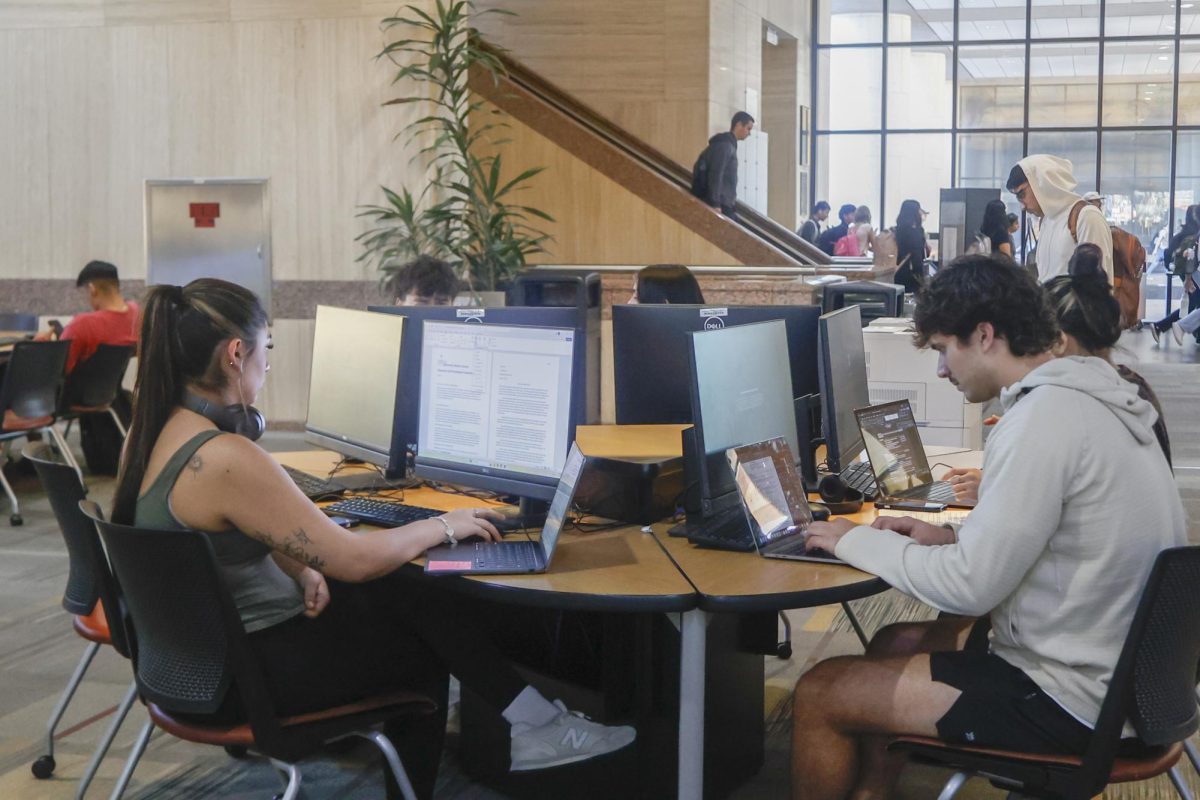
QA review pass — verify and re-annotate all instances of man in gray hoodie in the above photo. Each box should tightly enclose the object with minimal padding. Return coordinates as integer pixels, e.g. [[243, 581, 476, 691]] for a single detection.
[[789, 254, 1185, 800], [691, 111, 754, 217]]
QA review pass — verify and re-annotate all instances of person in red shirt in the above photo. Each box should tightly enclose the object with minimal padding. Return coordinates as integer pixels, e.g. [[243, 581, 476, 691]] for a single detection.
[[48, 261, 139, 372]]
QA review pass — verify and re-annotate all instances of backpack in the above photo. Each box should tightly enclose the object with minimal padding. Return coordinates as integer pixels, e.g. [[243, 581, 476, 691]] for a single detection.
[[690, 149, 709, 199], [1069, 201, 1146, 330], [873, 229, 898, 270], [1170, 233, 1198, 277], [833, 232, 861, 257], [965, 233, 992, 256]]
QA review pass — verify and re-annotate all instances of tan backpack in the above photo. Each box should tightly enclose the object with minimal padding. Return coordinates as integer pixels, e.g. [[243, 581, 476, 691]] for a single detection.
[[1068, 201, 1146, 330]]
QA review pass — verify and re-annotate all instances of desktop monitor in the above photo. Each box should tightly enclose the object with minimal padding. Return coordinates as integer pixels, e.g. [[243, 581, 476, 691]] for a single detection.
[[686, 320, 800, 519], [304, 305, 406, 473], [414, 320, 579, 503], [368, 304, 589, 477], [818, 305, 870, 474], [612, 304, 821, 425]]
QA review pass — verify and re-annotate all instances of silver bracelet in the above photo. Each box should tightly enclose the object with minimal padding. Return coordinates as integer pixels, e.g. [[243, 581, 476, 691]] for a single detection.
[[435, 515, 457, 547]]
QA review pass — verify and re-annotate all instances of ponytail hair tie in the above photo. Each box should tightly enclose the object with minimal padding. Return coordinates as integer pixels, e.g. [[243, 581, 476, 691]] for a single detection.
[[166, 284, 186, 307]]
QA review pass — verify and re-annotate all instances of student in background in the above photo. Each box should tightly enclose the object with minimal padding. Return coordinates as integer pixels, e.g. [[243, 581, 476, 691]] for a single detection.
[[629, 264, 706, 304], [980, 199, 1014, 258], [893, 199, 930, 293], [1149, 203, 1200, 345], [799, 201, 831, 244], [691, 111, 755, 217], [113, 279, 636, 797], [817, 203, 858, 256], [37, 260, 139, 373], [789, 254, 1185, 800], [390, 255, 460, 306], [853, 206, 876, 256]]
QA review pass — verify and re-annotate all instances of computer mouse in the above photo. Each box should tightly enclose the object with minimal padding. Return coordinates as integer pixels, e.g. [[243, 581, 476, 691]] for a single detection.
[[809, 502, 831, 521], [488, 511, 526, 535]]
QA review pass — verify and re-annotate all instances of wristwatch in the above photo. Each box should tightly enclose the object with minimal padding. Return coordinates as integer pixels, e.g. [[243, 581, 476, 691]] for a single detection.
[[435, 515, 457, 547]]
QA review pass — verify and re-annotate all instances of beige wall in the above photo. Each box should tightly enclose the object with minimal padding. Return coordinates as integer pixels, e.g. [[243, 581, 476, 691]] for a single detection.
[[473, 0, 711, 169], [0, 0, 425, 283]]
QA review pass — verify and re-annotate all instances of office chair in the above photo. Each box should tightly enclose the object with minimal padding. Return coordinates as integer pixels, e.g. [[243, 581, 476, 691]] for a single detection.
[[79, 502, 436, 800], [820, 281, 905, 325], [888, 545, 1200, 800], [0, 340, 80, 524], [59, 344, 134, 439], [22, 443, 138, 797]]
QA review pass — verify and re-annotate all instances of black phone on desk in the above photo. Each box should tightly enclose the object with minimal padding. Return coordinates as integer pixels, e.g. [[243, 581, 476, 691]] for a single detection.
[[325, 514, 359, 529]]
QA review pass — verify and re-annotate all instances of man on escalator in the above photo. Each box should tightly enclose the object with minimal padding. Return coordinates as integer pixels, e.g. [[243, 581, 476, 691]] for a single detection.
[[691, 111, 755, 218]]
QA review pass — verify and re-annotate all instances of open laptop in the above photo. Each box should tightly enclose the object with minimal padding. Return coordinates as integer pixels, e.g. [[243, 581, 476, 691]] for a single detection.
[[854, 400, 975, 509], [726, 438, 842, 564], [424, 443, 586, 575]]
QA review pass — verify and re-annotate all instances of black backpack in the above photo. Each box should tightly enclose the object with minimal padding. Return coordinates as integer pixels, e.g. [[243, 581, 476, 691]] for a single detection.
[[1171, 233, 1198, 277], [79, 390, 132, 476], [690, 149, 710, 199]]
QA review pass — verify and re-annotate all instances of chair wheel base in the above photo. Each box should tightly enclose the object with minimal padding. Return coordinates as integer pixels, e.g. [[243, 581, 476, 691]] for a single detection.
[[31, 754, 55, 778], [224, 744, 249, 759], [776, 643, 793, 659], [10, 514, 22, 526]]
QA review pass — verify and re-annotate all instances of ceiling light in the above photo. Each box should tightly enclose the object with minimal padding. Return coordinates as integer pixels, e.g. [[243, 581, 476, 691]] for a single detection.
[[1158, 55, 1170, 60]]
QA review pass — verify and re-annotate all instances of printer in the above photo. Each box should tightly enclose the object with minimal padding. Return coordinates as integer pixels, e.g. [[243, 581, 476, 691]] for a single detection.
[[862, 318, 984, 450]]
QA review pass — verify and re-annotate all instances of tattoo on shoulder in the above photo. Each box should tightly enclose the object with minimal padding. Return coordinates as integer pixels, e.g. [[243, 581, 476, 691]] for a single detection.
[[187, 454, 202, 477], [249, 527, 325, 570]]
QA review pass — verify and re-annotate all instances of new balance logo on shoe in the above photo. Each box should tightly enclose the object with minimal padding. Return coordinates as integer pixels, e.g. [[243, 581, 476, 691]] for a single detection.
[[561, 727, 590, 750]]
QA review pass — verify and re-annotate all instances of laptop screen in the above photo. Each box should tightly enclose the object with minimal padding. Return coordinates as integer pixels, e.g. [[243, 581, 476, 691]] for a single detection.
[[539, 442, 586, 565], [854, 400, 934, 497], [726, 438, 813, 545]]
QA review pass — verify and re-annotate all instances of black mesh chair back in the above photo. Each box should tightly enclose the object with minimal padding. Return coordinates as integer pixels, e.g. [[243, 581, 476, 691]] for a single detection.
[[80, 507, 239, 717], [0, 313, 38, 332], [61, 344, 134, 409], [0, 341, 69, 421], [23, 443, 99, 613]]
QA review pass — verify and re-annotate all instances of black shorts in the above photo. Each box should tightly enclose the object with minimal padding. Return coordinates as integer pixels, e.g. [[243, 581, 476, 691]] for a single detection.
[[930, 649, 1095, 755]]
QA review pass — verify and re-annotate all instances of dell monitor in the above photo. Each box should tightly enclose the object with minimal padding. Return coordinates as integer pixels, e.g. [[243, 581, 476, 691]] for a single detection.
[[684, 320, 800, 542], [612, 304, 821, 425], [414, 321, 579, 511], [304, 305, 406, 477], [818, 305, 870, 474], [368, 304, 589, 478]]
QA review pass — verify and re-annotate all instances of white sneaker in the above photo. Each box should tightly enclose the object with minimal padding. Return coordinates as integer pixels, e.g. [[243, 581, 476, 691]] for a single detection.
[[1151, 325, 1162, 345], [509, 700, 636, 772], [1172, 323, 1185, 346]]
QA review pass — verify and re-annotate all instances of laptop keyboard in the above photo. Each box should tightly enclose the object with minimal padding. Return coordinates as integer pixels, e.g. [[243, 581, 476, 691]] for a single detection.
[[764, 536, 838, 561], [902, 481, 961, 505], [839, 461, 878, 499], [474, 540, 541, 570], [283, 465, 345, 499], [324, 497, 442, 527]]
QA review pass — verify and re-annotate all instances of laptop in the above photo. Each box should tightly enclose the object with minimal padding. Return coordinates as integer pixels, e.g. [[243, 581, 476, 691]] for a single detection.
[[853, 400, 976, 509], [424, 443, 586, 575], [726, 438, 842, 564]]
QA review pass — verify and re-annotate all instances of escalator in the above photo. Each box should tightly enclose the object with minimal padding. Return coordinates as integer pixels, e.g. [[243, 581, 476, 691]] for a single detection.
[[471, 42, 831, 268]]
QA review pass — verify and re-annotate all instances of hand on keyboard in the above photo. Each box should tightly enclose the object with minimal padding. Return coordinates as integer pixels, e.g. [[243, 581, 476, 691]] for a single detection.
[[440, 507, 505, 543]]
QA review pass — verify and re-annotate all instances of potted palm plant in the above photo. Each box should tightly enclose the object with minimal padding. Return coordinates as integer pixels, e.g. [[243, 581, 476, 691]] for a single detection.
[[357, 1, 552, 301]]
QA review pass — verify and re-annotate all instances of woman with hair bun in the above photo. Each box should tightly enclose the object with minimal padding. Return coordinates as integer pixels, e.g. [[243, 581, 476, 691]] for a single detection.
[[113, 279, 634, 797], [944, 243, 1171, 500]]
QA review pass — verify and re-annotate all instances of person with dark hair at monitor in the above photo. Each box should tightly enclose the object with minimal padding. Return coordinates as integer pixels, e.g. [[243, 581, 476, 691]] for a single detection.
[[944, 243, 1173, 502], [980, 198, 1013, 258], [630, 264, 706, 304], [36, 260, 139, 372], [390, 255, 460, 306], [691, 111, 755, 217], [817, 203, 859, 256], [799, 201, 831, 244], [893, 199, 930, 293], [788, 254, 1184, 800], [113, 279, 635, 797]]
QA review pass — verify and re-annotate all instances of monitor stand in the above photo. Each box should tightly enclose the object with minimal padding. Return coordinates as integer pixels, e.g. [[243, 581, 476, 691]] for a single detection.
[[514, 496, 550, 529]]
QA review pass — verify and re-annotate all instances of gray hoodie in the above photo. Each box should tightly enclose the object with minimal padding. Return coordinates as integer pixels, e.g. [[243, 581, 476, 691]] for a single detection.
[[1019, 154, 1114, 283], [837, 356, 1186, 731]]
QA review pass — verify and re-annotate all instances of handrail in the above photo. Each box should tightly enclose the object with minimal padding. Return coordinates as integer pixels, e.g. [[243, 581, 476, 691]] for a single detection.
[[479, 41, 831, 267]]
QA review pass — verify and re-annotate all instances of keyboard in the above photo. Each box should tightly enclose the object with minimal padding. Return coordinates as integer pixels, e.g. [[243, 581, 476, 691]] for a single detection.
[[282, 465, 345, 499], [473, 540, 541, 571], [323, 497, 442, 527], [901, 481, 961, 505], [839, 461, 878, 499]]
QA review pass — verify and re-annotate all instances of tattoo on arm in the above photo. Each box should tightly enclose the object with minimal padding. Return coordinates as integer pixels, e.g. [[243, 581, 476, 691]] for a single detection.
[[249, 527, 326, 570], [187, 454, 202, 477]]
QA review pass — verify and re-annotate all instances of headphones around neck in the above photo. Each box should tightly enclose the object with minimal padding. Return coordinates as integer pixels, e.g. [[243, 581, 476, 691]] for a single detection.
[[182, 392, 265, 442]]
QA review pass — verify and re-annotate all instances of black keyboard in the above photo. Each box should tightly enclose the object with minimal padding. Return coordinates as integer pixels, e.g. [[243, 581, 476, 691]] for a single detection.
[[474, 540, 541, 570], [839, 461, 878, 500], [323, 497, 442, 527], [902, 481, 960, 505], [283, 465, 345, 499]]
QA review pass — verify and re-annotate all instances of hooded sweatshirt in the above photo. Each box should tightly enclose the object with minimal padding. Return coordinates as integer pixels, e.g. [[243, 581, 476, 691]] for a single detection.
[[697, 132, 739, 213], [1019, 154, 1114, 283], [836, 357, 1186, 731]]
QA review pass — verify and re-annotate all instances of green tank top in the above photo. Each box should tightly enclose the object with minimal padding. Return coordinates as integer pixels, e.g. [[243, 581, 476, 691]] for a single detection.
[[134, 429, 305, 633]]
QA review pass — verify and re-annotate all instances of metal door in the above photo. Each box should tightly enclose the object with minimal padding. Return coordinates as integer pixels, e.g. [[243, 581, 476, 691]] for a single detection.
[[145, 179, 272, 316]]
